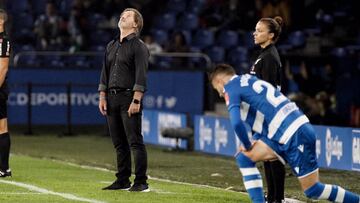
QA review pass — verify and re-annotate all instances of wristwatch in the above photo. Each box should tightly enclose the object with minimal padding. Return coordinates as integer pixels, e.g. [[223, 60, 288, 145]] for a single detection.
[[132, 99, 140, 104]]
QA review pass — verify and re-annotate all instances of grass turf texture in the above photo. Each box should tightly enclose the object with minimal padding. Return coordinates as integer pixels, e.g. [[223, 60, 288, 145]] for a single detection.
[[5, 126, 360, 202], [1, 155, 248, 203]]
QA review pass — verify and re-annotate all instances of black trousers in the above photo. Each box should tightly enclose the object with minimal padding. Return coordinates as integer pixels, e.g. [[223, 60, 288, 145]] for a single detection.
[[264, 160, 285, 203], [106, 91, 148, 184]]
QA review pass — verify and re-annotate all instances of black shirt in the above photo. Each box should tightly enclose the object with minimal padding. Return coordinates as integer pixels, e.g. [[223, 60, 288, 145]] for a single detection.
[[250, 43, 282, 88], [0, 32, 10, 92], [98, 33, 149, 92]]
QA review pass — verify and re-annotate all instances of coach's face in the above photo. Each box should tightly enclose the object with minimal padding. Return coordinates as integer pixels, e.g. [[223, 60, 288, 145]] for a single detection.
[[118, 11, 137, 30], [253, 21, 274, 46]]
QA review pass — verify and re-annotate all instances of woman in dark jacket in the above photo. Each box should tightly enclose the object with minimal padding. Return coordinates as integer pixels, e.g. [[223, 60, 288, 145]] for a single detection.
[[250, 16, 284, 203]]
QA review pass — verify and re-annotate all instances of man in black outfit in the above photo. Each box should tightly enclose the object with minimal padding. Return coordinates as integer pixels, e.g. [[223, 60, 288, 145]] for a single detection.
[[98, 8, 149, 192], [251, 16, 285, 202], [0, 9, 11, 178]]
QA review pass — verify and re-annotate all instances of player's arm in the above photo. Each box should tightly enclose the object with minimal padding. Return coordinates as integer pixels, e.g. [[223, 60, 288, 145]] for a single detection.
[[225, 84, 252, 150], [0, 57, 9, 87], [0, 38, 10, 87], [98, 46, 109, 116], [133, 42, 149, 95], [229, 105, 252, 150], [128, 42, 149, 117]]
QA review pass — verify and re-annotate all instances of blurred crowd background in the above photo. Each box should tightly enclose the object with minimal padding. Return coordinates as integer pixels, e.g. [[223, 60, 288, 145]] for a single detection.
[[1, 0, 360, 127]]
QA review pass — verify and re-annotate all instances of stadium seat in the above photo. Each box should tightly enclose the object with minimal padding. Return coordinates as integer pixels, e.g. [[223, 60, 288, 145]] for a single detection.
[[12, 28, 36, 43], [59, 0, 74, 16], [19, 44, 35, 52], [277, 44, 293, 54], [13, 13, 34, 29], [40, 55, 64, 68], [155, 56, 172, 69], [167, 0, 187, 14], [192, 29, 214, 49], [322, 14, 334, 24], [7, 0, 29, 13], [88, 13, 107, 29], [331, 47, 347, 58], [90, 30, 112, 46], [66, 55, 90, 68], [234, 61, 250, 74], [217, 30, 238, 49], [90, 45, 105, 52], [177, 13, 198, 30], [89, 55, 103, 68], [288, 31, 306, 48], [188, 5, 202, 14], [206, 46, 225, 63], [188, 46, 203, 67], [304, 28, 321, 36], [242, 31, 255, 49], [227, 46, 248, 65], [188, 0, 206, 9], [153, 13, 176, 30], [16, 54, 39, 67], [30, 0, 47, 15], [172, 30, 192, 45], [346, 45, 360, 54], [151, 29, 169, 46]]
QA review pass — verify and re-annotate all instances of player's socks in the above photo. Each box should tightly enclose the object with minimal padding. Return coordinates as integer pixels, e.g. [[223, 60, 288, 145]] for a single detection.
[[236, 153, 265, 203], [304, 182, 360, 203], [0, 132, 11, 171]]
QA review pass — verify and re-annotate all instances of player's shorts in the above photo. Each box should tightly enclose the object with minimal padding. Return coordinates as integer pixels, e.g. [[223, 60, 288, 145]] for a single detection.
[[0, 89, 8, 119], [260, 123, 319, 178]]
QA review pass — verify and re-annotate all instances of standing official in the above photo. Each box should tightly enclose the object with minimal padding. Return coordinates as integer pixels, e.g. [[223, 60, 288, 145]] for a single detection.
[[0, 9, 11, 178], [250, 16, 284, 203], [98, 8, 149, 192]]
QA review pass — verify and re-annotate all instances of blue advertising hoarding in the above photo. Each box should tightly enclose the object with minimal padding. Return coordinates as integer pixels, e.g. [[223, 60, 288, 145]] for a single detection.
[[7, 69, 102, 124], [142, 110, 187, 149], [194, 115, 360, 172], [143, 71, 204, 114], [352, 129, 360, 171], [194, 115, 252, 157], [7, 69, 204, 124]]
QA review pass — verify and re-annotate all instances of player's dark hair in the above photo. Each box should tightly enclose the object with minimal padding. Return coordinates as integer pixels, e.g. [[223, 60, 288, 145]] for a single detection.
[[259, 16, 283, 42], [121, 8, 144, 35], [209, 64, 236, 82]]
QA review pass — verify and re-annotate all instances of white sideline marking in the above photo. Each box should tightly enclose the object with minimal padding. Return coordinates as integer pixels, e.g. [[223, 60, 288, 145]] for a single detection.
[[0, 192, 45, 195], [0, 179, 106, 203]]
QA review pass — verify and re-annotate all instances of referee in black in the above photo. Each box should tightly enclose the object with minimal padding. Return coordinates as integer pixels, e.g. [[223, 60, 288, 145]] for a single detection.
[[98, 8, 149, 192], [0, 9, 11, 178], [250, 16, 285, 203]]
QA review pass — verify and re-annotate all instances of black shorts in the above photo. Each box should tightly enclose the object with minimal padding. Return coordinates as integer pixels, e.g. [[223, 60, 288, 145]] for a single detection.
[[0, 89, 8, 119]]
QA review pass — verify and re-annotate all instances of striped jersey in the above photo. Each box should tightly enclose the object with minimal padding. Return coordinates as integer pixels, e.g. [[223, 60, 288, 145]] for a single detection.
[[0, 32, 10, 91], [0, 32, 10, 58], [224, 74, 309, 147]]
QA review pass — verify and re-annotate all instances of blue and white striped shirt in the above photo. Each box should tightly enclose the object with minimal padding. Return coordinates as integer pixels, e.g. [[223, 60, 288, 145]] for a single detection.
[[224, 74, 309, 150]]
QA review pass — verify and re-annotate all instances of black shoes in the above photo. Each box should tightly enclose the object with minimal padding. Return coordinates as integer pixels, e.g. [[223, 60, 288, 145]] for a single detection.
[[102, 180, 150, 192], [0, 169, 11, 178], [102, 180, 131, 190], [128, 183, 150, 192]]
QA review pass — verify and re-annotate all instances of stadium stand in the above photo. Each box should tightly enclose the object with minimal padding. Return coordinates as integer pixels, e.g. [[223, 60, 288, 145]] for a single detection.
[[5, 0, 360, 127]]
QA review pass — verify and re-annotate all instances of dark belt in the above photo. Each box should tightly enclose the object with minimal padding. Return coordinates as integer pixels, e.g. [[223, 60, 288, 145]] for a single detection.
[[107, 87, 132, 95]]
